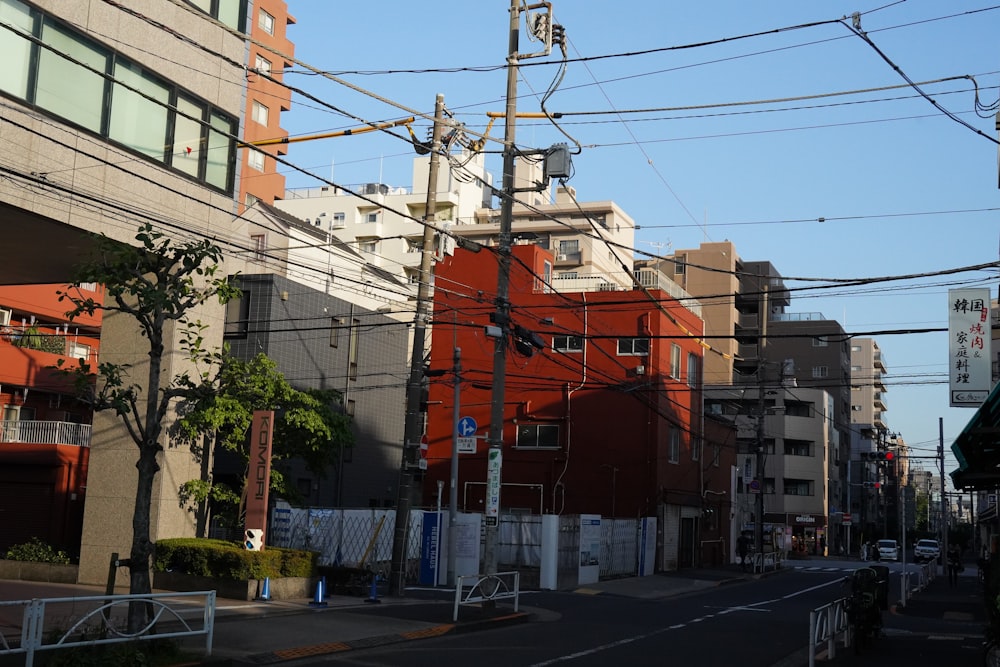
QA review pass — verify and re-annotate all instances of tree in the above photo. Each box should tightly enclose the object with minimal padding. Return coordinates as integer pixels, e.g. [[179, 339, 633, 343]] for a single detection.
[[57, 224, 239, 632], [173, 352, 354, 535]]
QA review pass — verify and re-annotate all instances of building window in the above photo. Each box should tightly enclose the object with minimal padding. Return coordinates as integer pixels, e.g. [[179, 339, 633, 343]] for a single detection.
[[674, 255, 686, 274], [254, 54, 272, 76], [812, 336, 828, 347], [186, 0, 245, 30], [359, 239, 377, 254], [691, 436, 700, 462], [245, 193, 259, 208], [348, 318, 359, 380], [811, 366, 829, 379], [558, 239, 579, 256], [0, 4, 237, 192], [516, 423, 559, 449], [687, 353, 699, 388], [852, 404, 863, 412], [224, 290, 249, 337], [552, 335, 583, 353], [252, 100, 269, 126], [250, 234, 265, 261], [669, 428, 680, 463], [784, 440, 811, 456], [617, 337, 649, 356], [332, 212, 346, 225], [365, 212, 379, 224], [330, 317, 343, 348], [406, 238, 422, 253], [248, 149, 265, 172], [670, 344, 681, 379], [712, 442, 721, 467], [258, 8, 275, 35], [784, 478, 814, 496]]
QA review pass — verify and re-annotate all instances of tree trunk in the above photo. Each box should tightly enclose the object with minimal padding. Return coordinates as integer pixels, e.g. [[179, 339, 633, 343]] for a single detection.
[[127, 444, 159, 632]]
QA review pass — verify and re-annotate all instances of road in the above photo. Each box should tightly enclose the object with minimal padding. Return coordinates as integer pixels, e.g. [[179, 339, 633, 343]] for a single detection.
[[276, 560, 898, 666]]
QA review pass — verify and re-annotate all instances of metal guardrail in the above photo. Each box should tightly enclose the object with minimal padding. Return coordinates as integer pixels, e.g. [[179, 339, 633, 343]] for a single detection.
[[453, 572, 520, 622], [752, 550, 784, 574], [808, 596, 850, 667], [0, 590, 215, 666]]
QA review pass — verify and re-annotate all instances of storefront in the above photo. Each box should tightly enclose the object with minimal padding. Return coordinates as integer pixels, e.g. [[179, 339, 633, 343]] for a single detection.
[[785, 513, 828, 556]]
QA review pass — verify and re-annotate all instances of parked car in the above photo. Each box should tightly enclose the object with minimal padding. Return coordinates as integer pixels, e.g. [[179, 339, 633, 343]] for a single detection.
[[876, 539, 899, 561], [914, 538, 941, 563]]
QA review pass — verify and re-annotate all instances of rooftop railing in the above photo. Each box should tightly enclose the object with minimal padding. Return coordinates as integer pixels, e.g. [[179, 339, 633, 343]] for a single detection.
[[0, 420, 91, 447]]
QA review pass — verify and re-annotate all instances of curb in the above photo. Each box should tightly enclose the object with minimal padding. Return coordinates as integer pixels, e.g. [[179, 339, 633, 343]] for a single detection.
[[224, 611, 531, 665]]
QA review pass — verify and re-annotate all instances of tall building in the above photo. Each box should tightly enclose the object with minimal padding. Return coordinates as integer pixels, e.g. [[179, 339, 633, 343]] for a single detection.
[[0, 0, 259, 583], [240, 0, 295, 210]]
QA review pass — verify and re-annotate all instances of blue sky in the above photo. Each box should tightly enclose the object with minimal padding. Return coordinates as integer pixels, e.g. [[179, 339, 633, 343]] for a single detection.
[[275, 2, 1000, 481]]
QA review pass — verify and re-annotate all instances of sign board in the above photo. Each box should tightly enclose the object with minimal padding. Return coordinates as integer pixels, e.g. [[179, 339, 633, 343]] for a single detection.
[[457, 436, 476, 453], [948, 288, 992, 407], [244, 410, 275, 551], [578, 515, 601, 585], [749, 479, 760, 494], [486, 448, 501, 520]]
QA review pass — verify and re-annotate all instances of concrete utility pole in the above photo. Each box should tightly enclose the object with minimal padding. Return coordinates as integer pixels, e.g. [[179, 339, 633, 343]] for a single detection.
[[482, 0, 522, 577], [447, 347, 461, 586], [939, 417, 948, 567], [754, 284, 769, 557], [389, 93, 446, 596]]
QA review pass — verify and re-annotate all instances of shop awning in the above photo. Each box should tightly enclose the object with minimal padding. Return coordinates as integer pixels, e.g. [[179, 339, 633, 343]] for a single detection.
[[951, 382, 1000, 490]]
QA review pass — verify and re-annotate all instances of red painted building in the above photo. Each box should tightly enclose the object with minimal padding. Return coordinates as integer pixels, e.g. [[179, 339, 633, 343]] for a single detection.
[[424, 245, 733, 568], [0, 284, 100, 558]]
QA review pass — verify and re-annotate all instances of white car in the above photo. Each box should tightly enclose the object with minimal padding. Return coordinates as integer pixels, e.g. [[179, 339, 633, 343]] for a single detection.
[[914, 539, 941, 563], [877, 539, 899, 561]]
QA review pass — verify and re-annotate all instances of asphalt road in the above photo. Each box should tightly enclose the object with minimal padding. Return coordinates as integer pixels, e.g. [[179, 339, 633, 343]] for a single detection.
[[272, 566, 861, 666]]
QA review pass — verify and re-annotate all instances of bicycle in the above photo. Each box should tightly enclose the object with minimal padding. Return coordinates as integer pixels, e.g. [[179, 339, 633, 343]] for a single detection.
[[844, 567, 883, 654]]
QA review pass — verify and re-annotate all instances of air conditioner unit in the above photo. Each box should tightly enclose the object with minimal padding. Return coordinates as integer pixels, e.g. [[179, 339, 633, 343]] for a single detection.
[[634, 365, 646, 376], [556, 254, 567, 261], [0, 308, 9, 326]]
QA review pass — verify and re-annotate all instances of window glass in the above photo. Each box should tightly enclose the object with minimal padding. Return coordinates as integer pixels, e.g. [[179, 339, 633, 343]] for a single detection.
[[252, 100, 268, 125], [0, 0, 33, 98], [206, 110, 234, 189], [258, 9, 274, 34], [110, 61, 169, 159], [37, 19, 108, 133], [217, 0, 244, 29], [255, 54, 272, 75], [172, 95, 204, 178], [247, 149, 264, 171]]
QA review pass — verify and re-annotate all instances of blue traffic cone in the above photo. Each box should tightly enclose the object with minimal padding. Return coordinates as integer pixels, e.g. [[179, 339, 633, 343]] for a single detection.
[[365, 573, 381, 604], [255, 577, 271, 602], [309, 577, 328, 607]]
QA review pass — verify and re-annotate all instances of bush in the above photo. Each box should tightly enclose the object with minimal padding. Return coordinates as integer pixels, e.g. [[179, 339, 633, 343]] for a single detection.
[[5, 537, 71, 564], [153, 538, 316, 581]]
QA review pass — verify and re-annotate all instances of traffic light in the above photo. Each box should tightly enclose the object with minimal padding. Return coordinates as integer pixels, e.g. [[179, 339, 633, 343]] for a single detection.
[[863, 481, 881, 489], [861, 451, 894, 461]]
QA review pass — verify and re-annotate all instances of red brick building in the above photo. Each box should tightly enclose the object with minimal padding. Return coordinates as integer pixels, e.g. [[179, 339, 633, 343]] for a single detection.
[[423, 245, 735, 568]]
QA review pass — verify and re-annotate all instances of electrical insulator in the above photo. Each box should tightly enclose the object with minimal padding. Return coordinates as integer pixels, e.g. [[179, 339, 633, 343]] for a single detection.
[[552, 23, 565, 46]]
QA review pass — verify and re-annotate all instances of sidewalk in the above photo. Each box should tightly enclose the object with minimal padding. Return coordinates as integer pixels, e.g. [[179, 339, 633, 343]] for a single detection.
[[822, 561, 987, 667], [0, 560, 989, 666]]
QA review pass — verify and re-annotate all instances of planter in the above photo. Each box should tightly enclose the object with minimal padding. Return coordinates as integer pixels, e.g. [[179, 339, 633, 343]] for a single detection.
[[152, 571, 311, 601], [0, 560, 78, 583]]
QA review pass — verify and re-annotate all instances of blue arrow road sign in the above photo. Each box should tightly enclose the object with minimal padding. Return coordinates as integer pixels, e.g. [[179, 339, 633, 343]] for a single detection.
[[457, 416, 477, 437]]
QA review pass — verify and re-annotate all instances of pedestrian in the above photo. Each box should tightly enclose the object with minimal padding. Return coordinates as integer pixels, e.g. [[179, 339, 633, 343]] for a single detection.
[[860, 541, 868, 561], [737, 533, 749, 572], [947, 544, 962, 586]]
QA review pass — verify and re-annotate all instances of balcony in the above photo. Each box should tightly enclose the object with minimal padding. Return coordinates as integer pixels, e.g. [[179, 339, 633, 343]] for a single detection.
[[0, 420, 92, 447], [874, 392, 887, 410]]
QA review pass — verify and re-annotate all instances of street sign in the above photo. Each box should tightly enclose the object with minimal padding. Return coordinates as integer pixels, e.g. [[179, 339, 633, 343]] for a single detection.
[[486, 449, 501, 520], [749, 479, 760, 494], [457, 436, 476, 453], [457, 416, 477, 437]]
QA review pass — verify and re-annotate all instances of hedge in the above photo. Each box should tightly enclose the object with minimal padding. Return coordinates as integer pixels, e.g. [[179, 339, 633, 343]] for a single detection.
[[153, 538, 317, 580]]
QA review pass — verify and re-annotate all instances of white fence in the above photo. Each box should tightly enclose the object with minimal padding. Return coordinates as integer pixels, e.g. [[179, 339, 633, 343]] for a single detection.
[[0, 591, 215, 667], [269, 507, 649, 584], [807, 597, 850, 667], [453, 571, 520, 621]]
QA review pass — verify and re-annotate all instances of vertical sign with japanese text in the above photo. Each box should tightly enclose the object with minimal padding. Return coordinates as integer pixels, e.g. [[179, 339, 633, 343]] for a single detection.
[[244, 410, 275, 549], [485, 448, 501, 527], [948, 288, 992, 407]]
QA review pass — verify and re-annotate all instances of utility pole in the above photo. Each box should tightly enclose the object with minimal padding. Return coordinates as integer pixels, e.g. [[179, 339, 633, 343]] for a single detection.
[[754, 284, 769, 557], [939, 417, 948, 568], [389, 93, 446, 596], [483, 0, 522, 577], [447, 347, 461, 586]]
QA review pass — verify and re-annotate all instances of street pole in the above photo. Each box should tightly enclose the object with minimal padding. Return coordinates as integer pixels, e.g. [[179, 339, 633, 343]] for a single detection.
[[754, 284, 769, 558], [939, 417, 948, 572], [447, 347, 461, 586], [483, 0, 521, 576], [388, 93, 446, 596]]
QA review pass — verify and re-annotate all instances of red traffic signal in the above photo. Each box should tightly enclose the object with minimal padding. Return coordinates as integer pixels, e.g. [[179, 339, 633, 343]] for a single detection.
[[885, 451, 894, 461]]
